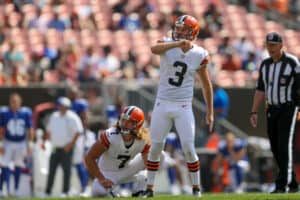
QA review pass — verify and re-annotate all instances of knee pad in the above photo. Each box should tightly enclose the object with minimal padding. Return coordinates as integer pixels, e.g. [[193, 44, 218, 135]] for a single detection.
[[181, 141, 198, 162], [148, 142, 164, 162]]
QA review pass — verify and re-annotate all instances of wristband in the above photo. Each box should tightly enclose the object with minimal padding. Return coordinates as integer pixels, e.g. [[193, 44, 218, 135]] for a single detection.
[[0, 141, 3, 148], [250, 112, 257, 115]]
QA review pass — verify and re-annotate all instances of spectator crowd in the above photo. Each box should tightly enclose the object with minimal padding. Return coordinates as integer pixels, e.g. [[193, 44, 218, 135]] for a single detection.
[[0, 0, 298, 88]]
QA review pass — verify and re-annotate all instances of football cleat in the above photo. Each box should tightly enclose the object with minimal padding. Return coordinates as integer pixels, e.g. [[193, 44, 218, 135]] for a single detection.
[[142, 189, 154, 198], [132, 190, 145, 197], [192, 188, 202, 197], [270, 188, 285, 193], [107, 188, 120, 198]]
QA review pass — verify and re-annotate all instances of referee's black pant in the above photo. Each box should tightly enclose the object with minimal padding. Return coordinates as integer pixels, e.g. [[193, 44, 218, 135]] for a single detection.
[[267, 103, 299, 191], [45, 148, 73, 195]]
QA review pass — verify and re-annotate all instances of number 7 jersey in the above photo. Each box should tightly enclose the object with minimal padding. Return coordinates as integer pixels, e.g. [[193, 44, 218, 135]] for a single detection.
[[98, 127, 150, 171], [157, 38, 208, 102]]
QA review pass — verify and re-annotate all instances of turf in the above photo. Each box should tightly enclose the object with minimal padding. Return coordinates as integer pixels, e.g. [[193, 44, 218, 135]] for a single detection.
[[7, 193, 300, 200]]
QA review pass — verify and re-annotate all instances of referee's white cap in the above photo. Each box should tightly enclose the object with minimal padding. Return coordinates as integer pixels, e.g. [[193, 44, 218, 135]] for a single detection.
[[57, 97, 71, 108]]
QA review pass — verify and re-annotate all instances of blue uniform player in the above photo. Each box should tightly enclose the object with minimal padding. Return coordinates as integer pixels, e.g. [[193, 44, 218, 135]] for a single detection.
[[0, 93, 34, 197], [214, 132, 249, 193], [72, 98, 96, 196]]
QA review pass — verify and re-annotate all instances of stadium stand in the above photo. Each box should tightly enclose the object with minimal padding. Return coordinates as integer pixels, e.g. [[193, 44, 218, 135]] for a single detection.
[[0, 0, 298, 88]]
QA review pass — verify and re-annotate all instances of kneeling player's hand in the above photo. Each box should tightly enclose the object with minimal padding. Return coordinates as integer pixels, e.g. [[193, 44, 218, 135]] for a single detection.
[[99, 178, 114, 189]]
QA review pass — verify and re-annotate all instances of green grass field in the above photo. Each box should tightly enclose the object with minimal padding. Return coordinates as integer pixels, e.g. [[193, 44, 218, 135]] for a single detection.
[[6, 193, 300, 200]]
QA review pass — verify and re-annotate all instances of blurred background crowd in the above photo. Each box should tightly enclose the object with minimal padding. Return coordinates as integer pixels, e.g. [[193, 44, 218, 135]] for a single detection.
[[0, 0, 298, 88]]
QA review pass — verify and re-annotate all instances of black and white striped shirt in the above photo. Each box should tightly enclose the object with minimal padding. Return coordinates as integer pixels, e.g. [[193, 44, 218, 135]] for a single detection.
[[256, 52, 300, 105]]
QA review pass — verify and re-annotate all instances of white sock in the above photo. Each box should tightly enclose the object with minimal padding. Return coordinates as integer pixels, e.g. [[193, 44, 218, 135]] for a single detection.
[[146, 170, 157, 187], [189, 171, 200, 186]]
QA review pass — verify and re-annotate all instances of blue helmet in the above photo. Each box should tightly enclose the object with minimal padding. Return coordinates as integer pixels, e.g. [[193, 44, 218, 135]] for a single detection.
[[72, 99, 89, 114]]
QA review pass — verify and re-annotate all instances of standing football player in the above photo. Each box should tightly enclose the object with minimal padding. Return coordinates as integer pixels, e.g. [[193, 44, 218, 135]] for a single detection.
[[0, 93, 35, 197], [72, 98, 96, 197], [143, 15, 214, 198], [84, 106, 150, 197]]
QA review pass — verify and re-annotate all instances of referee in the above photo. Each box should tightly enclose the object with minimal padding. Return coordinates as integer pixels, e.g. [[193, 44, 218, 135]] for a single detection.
[[250, 32, 300, 193]]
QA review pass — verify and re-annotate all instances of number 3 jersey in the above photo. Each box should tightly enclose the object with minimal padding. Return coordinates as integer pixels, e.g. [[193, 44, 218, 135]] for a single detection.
[[0, 106, 32, 142], [98, 127, 150, 171], [157, 38, 209, 102]]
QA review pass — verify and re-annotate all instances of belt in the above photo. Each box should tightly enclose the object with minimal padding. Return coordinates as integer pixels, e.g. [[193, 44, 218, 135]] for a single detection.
[[267, 102, 294, 109], [54, 147, 64, 151]]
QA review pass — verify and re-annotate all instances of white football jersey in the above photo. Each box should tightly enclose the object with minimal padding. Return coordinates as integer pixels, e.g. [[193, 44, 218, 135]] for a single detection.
[[98, 127, 150, 171], [73, 129, 96, 164], [156, 38, 209, 102]]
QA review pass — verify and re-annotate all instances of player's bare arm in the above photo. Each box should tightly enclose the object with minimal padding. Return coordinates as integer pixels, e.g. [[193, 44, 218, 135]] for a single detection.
[[250, 90, 265, 128], [0, 127, 4, 141], [28, 127, 35, 141], [231, 148, 247, 162], [212, 153, 224, 184], [150, 40, 190, 55], [27, 127, 35, 154], [0, 127, 4, 154], [64, 132, 79, 152], [214, 153, 224, 170], [84, 140, 114, 188], [197, 64, 214, 131]]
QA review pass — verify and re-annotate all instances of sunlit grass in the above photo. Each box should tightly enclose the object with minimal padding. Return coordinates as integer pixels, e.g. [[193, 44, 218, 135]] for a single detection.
[[8, 192, 300, 200]]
